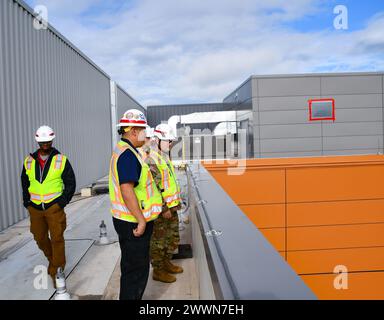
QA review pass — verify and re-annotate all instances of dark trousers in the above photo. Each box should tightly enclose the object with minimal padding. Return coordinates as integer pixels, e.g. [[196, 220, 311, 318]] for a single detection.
[[113, 217, 154, 300]]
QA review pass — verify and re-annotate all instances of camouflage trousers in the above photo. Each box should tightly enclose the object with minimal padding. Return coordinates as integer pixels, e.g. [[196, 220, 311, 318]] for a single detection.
[[150, 207, 180, 270]]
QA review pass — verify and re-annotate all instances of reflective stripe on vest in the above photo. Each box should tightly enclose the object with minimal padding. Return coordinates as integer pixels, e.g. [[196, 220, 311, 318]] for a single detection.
[[162, 168, 170, 190], [109, 141, 162, 223], [111, 201, 163, 220], [26, 156, 33, 170], [167, 159, 180, 191], [30, 192, 62, 202], [146, 174, 154, 199], [55, 154, 63, 170], [163, 192, 181, 204]]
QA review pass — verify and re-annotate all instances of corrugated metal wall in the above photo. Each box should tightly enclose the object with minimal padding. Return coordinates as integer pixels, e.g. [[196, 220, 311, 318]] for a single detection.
[[116, 84, 145, 119], [223, 77, 252, 107], [250, 73, 384, 158], [110, 83, 145, 149], [0, 0, 131, 231]]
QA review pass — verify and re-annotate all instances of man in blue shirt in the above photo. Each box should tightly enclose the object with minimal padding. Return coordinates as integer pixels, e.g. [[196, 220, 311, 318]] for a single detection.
[[110, 109, 161, 300], [117, 139, 141, 188]]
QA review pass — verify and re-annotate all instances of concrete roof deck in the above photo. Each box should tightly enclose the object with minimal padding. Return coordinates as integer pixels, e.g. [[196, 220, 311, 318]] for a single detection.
[[0, 171, 198, 300]]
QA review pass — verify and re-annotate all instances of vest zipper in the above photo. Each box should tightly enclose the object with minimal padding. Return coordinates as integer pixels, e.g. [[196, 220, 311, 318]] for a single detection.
[[40, 158, 48, 211]]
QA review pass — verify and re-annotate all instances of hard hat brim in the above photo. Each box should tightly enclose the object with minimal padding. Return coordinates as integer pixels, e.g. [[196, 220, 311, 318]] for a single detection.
[[35, 136, 55, 142], [116, 122, 148, 128], [154, 134, 177, 141]]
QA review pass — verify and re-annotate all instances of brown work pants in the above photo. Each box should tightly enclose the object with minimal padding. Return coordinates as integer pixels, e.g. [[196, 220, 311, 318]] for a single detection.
[[27, 203, 67, 276]]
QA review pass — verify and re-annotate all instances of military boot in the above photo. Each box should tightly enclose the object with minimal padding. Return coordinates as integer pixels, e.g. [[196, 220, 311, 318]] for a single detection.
[[153, 269, 176, 283], [164, 260, 183, 274]]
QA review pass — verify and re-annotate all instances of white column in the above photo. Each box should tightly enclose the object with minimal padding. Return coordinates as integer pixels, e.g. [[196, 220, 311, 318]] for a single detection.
[[110, 81, 118, 148]]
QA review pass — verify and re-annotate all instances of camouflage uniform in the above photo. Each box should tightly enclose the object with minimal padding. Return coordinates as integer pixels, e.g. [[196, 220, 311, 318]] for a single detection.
[[141, 144, 151, 155], [145, 149, 180, 270], [161, 151, 182, 258], [166, 202, 181, 260]]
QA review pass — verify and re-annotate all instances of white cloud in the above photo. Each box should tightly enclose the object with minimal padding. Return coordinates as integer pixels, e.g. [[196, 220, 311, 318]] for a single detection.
[[26, 0, 384, 106], [30, 0, 99, 15]]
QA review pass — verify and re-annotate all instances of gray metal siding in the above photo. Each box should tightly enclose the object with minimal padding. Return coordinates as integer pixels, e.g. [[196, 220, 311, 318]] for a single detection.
[[116, 85, 145, 120], [258, 77, 320, 97], [260, 124, 322, 139], [258, 96, 320, 111], [261, 137, 323, 153], [223, 77, 252, 105], [0, 0, 112, 231], [321, 75, 382, 95], [250, 73, 384, 158]]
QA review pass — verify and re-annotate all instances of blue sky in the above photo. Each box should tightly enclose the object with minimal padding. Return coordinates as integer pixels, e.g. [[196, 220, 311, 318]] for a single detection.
[[286, 0, 384, 32], [25, 0, 384, 106]]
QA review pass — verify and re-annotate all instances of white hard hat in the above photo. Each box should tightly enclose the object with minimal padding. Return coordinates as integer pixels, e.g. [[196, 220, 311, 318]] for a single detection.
[[154, 123, 177, 141], [117, 109, 147, 128], [145, 127, 154, 138], [35, 125, 55, 142]]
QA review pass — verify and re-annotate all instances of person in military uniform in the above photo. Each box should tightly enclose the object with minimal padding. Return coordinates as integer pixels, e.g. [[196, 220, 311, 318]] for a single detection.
[[145, 123, 182, 283], [138, 127, 154, 160]]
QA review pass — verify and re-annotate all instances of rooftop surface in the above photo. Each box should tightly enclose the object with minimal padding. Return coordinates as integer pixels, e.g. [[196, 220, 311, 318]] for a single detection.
[[0, 172, 197, 300]]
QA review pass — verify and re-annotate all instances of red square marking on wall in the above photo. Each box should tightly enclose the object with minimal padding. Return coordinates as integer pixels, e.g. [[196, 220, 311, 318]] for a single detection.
[[309, 98, 335, 121]]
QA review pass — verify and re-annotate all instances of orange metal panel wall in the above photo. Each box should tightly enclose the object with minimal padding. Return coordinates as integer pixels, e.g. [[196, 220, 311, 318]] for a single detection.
[[204, 155, 384, 299], [288, 247, 384, 274], [287, 200, 384, 227], [209, 169, 286, 204], [239, 204, 285, 228], [301, 272, 384, 300], [286, 165, 384, 202]]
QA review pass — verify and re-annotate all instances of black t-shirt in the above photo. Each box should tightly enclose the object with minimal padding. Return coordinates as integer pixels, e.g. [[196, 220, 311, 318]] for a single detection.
[[117, 138, 141, 187]]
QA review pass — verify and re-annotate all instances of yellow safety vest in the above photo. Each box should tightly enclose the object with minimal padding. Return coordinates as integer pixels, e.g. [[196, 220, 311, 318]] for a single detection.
[[109, 140, 162, 223], [149, 150, 181, 208], [24, 154, 66, 205]]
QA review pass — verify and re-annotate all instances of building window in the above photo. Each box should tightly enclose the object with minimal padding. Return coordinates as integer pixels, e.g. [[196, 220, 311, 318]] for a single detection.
[[309, 98, 335, 121]]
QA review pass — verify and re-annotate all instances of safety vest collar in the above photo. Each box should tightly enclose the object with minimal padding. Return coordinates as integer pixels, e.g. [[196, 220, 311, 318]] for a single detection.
[[27, 148, 63, 183], [121, 138, 139, 153], [114, 140, 144, 164]]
